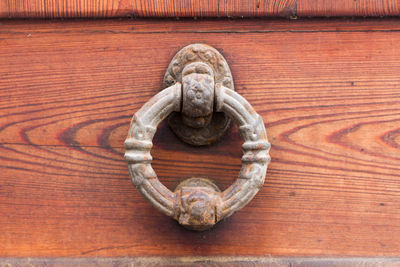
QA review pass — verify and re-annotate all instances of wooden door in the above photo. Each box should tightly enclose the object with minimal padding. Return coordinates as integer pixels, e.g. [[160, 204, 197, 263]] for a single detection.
[[1, 2, 400, 266]]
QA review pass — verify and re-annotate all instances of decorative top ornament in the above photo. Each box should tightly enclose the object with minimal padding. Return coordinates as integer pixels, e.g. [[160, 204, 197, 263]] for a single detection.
[[163, 43, 235, 146]]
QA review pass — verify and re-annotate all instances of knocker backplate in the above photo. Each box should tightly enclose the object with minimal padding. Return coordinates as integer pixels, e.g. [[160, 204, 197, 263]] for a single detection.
[[162, 43, 235, 146]]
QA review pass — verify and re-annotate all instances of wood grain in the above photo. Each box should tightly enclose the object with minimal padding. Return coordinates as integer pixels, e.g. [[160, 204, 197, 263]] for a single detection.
[[1, 0, 400, 18], [1, 18, 400, 258]]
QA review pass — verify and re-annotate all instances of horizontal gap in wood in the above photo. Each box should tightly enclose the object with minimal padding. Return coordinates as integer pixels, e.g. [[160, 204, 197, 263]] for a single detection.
[[2, 18, 400, 35]]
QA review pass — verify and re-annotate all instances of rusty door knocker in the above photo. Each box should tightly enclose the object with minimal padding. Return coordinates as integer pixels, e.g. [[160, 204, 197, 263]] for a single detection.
[[124, 44, 271, 231]]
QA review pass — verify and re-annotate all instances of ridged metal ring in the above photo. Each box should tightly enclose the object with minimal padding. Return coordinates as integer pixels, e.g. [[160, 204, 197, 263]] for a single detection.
[[124, 82, 270, 231]]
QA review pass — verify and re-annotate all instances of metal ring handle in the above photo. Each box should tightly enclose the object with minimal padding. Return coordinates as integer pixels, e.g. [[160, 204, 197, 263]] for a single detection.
[[124, 82, 270, 231]]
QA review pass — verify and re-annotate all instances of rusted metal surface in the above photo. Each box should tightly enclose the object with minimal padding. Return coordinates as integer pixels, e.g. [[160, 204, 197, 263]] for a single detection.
[[163, 43, 234, 146], [125, 44, 270, 230], [174, 178, 221, 231], [181, 62, 215, 129]]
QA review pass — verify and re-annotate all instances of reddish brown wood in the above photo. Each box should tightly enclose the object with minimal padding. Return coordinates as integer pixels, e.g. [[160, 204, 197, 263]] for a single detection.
[[3, 18, 400, 35], [1, 19, 400, 258], [1, 0, 399, 18]]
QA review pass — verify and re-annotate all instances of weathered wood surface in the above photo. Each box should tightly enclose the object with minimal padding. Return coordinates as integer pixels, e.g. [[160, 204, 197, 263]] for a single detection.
[[3, 257, 400, 266], [1, 0, 400, 18], [1, 19, 400, 257]]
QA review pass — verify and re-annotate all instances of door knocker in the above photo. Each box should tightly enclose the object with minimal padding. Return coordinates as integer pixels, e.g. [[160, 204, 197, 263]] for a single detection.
[[124, 44, 271, 231]]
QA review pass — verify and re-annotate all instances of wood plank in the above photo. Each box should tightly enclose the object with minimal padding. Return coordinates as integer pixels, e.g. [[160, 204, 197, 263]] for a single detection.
[[1, 0, 400, 18], [1, 19, 400, 257]]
